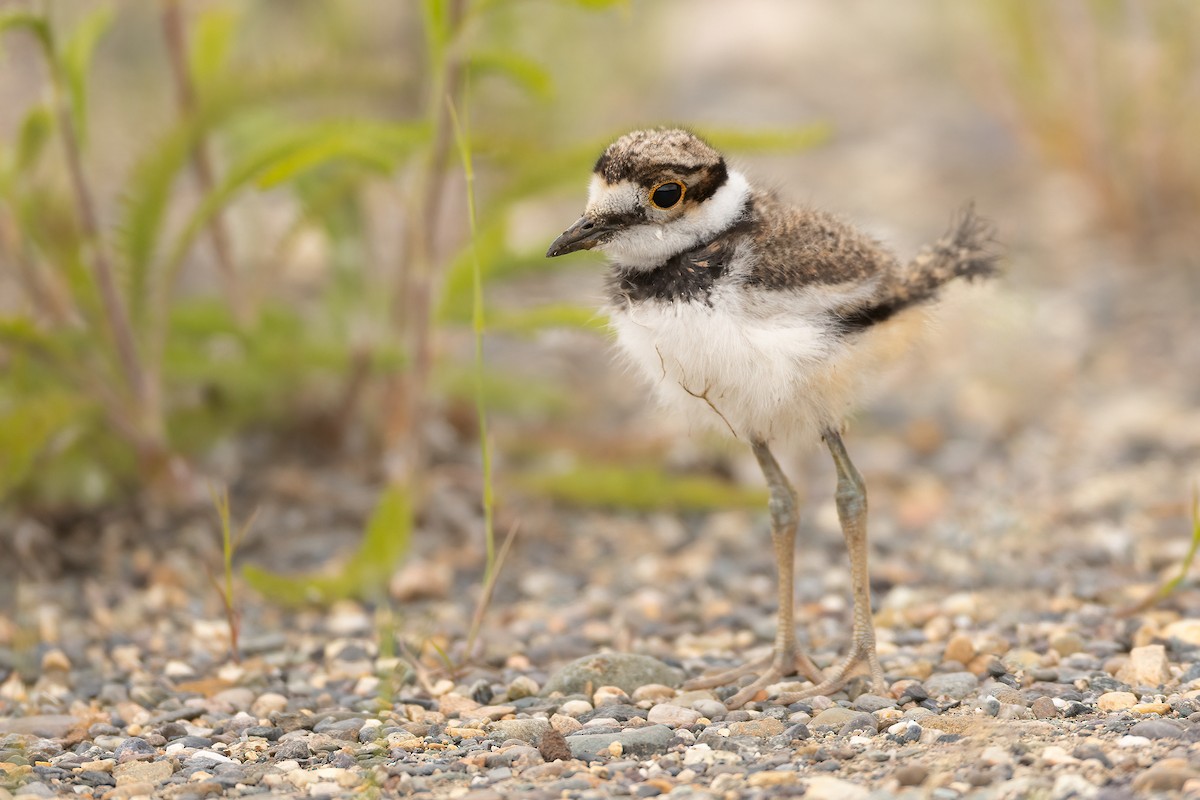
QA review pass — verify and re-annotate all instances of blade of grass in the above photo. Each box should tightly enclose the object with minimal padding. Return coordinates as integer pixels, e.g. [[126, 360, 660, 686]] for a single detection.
[[447, 93, 496, 578], [1118, 487, 1200, 617]]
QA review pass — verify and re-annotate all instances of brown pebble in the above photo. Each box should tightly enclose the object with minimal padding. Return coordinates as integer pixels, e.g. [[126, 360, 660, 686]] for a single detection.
[[538, 728, 572, 762], [894, 764, 928, 786], [943, 634, 975, 666], [1031, 697, 1058, 719], [1132, 767, 1199, 793]]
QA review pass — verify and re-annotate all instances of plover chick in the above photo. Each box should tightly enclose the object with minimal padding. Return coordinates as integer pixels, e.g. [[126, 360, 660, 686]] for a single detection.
[[547, 127, 998, 708]]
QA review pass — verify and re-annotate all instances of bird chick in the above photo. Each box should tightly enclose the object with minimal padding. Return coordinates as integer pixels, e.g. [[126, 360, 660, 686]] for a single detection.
[[548, 127, 998, 708]]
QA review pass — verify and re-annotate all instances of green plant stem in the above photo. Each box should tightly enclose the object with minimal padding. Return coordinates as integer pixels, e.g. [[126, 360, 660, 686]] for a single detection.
[[160, 0, 243, 322], [383, 0, 469, 489], [446, 94, 495, 576], [49, 44, 151, 427]]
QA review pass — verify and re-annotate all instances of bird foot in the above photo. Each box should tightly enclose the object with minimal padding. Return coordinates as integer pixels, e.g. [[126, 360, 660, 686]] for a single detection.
[[684, 648, 826, 709], [774, 637, 887, 703]]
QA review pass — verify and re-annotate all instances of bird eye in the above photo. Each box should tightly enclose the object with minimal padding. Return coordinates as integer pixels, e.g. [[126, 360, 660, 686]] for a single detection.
[[650, 181, 685, 209]]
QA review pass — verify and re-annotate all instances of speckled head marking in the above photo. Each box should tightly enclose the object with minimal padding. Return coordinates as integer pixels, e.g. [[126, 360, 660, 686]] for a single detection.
[[593, 128, 729, 203], [546, 128, 748, 268]]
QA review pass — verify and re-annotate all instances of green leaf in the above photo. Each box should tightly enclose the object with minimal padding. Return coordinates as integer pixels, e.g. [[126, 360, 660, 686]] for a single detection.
[[0, 11, 53, 55], [61, 6, 115, 146], [0, 390, 84, 499], [14, 105, 54, 175], [467, 50, 553, 100], [488, 303, 609, 336], [516, 465, 767, 511], [189, 5, 238, 87], [253, 120, 426, 189], [243, 484, 412, 606]]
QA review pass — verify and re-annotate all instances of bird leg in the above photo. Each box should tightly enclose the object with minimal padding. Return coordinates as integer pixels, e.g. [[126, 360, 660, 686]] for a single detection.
[[684, 439, 825, 708], [777, 428, 887, 702]]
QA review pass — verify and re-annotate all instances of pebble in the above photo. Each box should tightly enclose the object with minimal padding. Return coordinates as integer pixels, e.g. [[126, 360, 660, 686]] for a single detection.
[[1128, 719, 1184, 739], [487, 719, 552, 743], [565, 724, 673, 760], [1116, 645, 1172, 687], [894, 764, 929, 786], [645, 703, 700, 727], [1096, 691, 1136, 711], [923, 672, 978, 700], [557, 699, 593, 717], [542, 653, 683, 695], [725, 717, 784, 738], [810, 707, 861, 730], [852, 693, 896, 713]]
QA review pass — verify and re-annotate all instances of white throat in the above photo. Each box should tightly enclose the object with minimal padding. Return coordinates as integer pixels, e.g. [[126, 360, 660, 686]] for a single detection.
[[601, 170, 751, 269]]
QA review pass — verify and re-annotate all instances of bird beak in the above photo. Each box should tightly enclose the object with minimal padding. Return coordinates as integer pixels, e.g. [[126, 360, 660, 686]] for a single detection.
[[547, 215, 607, 258]]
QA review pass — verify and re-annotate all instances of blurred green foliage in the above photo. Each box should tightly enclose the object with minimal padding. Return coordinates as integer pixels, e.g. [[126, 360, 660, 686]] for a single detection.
[[0, 1, 826, 603]]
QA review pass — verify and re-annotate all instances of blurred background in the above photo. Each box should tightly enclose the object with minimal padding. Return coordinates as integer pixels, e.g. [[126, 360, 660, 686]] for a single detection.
[[1, 0, 1198, 669]]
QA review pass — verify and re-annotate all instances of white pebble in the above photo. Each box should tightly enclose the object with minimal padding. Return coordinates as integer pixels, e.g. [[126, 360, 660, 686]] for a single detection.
[[1117, 735, 1151, 748]]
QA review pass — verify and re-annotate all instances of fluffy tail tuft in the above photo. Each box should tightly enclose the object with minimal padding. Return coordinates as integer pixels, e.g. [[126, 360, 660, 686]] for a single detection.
[[896, 202, 1000, 302]]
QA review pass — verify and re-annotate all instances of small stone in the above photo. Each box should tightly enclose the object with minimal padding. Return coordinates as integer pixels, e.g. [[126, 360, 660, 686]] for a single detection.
[[1116, 644, 1172, 687], [1133, 766, 1200, 793], [725, 718, 784, 738], [558, 700, 593, 717], [631, 684, 675, 703], [251, 693, 289, 718], [1129, 719, 1184, 739], [275, 739, 311, 760], [803, 775, 870, 800], [0, 715, 79, 739], [542, 653, 683, 696], [1130, 702, 1172, 715], [487, 718, 552, 744], [646, 704, 700, 727], [1040, 745, 1077, 766], [506, 676, 540, 700], [1031, 697, 1058, 719], [810, 707, 861, 730], [1162, 619, 1200, 647], [852, 693, 896, 713], [1096, 691, 1137, 712], [691, 699, 726, 719], [1117, 735, 1151, 748], [748, 770, 800, 787], [40, 649, 70, 672], [980, 745, 1011, 767], [538, 728, 572, 762], [113, 737, 156, 764], [437, 693, 480, 717], [1049, 631, 1084, 656], [113, 760, 172, 786], [923, 672, 978, 700], [565, 724, 673, 760], [549, 714, 582, 735], [210, 687, 255, 712], [943, 634, 975, 665], [894, 764, 928, 786]]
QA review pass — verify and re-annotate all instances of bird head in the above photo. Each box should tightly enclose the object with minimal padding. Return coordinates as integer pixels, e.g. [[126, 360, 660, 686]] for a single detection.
[[546, 128, 750, 269]]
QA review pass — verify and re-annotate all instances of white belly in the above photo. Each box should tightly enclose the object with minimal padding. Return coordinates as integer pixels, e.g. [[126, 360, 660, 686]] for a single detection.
[[609, 288, 924, 445]]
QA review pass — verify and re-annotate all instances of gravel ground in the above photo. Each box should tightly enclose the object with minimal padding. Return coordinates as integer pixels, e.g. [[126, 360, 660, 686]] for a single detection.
[[5, 3, 1200, 798]]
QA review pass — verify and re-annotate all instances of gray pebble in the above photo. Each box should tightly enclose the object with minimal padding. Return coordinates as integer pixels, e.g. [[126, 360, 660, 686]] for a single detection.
[[853, 693, 896, 713], [1129, 719, 1184, 740], [923, 672, 978, 700], [113, 736, 156, 762], [566, 724, 673, 760], [275, 739, 311, 760], [542, 653, 683, 695]]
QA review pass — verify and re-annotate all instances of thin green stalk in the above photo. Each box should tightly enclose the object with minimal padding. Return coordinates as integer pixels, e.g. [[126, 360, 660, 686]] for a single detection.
[[1119, 487, 1200, 616], [446, 94, 495, 576]]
